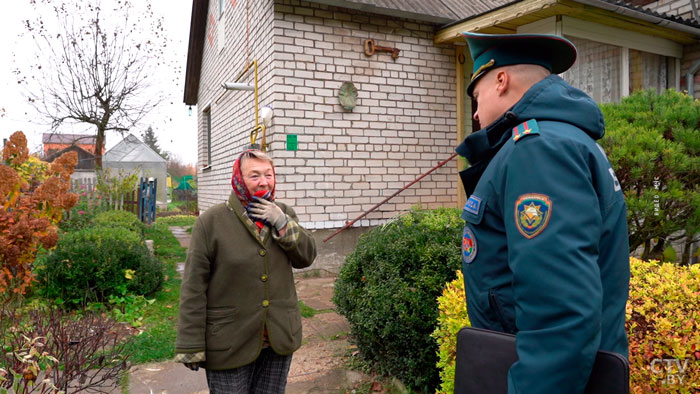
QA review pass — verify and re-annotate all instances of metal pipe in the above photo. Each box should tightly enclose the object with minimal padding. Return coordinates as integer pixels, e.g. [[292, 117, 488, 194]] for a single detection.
[[686, 58, 700, 96], [254, 60, 259, 130], [222, 82, 254, 91], [323, 152, 459, 242]]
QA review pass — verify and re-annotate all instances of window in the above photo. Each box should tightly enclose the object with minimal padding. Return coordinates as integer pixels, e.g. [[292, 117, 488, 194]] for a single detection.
[[219, 0, 225, 18], [203, 106, 212, 169], [516, 16, 681, 103], [629, 49, 674, 94], [560, 36, 622, 103]]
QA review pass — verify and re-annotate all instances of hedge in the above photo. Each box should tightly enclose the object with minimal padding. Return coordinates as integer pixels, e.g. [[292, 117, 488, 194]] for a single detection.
[[433, 258, 700, 393], [35, 226, 163, 308], [333, 207, 463, 392]]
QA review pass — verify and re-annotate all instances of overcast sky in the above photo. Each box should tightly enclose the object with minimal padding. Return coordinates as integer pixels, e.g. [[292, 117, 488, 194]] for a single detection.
[[0, 0, 198, 165]]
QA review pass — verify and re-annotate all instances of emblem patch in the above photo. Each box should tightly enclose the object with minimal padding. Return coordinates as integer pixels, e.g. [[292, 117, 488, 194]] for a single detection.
[[462, 226, 477, 264], [514, 193, 552, 239], [464, 195, 482, 215]]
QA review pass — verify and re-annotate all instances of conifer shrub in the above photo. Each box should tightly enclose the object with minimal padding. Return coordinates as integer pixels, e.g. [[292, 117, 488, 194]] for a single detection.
[[333, 207, 463, 392], [35, 226, 163, 308], [599, 90, 700, 264], [433, 258, 700, 393]]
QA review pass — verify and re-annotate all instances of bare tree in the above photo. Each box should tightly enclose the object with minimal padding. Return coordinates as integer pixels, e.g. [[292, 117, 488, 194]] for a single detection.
[[17, 0, 174, 167]]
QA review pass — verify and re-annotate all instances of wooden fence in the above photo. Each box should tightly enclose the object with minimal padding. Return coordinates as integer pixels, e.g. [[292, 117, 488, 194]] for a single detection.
[[69, 178, 139, 217]]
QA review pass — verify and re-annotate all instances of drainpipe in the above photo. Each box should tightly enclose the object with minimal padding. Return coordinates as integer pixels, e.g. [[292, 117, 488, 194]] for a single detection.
[[691, 0, 700, 24], [687, 58, 700, 97]]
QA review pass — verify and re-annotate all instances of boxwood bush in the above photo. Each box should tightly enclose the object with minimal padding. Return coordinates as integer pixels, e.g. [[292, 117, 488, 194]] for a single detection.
[[433, 258, 700, 393], [92, 209, 145, 237], [36, 226, 163, 308], [332, 207, 463, 392]]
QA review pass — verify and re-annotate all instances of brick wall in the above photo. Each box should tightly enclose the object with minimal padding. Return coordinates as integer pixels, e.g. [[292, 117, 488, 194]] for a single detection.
[[267, 0, 457, 229], [196, 0, 277, 210], [642, 0, 694, 19], [196, 0, 458, 229]]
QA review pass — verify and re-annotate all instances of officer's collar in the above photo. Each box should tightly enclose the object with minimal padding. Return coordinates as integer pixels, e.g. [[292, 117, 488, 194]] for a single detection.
[[455, 110, 520, 165]]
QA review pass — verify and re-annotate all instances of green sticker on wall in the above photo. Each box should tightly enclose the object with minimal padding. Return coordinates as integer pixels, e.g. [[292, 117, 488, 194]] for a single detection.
[[287, 134, 298, 151]]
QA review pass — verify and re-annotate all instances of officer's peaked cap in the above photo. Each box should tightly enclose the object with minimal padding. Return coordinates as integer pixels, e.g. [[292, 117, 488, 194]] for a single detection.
[[462, 32, 577, 97]]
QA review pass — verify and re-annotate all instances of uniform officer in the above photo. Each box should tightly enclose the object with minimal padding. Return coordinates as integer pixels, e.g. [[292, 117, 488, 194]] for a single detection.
[[457, 32, 629, 394]]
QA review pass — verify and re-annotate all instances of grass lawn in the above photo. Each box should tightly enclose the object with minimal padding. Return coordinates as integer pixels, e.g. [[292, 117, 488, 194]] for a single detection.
[[124, 215, 195, 363]]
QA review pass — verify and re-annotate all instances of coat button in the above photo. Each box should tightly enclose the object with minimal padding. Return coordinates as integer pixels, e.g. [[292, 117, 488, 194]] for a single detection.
[[262, 300, 269, 307], [260, 275, 268, 282], [259, 249, 266, 256]]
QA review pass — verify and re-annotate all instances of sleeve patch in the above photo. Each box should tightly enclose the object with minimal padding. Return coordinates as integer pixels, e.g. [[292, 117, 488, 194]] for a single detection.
[[512, 119, 540, 142], [514, 193, 552, 239]]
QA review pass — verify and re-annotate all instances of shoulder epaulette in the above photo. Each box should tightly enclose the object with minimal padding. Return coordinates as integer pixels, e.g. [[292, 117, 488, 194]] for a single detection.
[[512, 119, 540, 142]]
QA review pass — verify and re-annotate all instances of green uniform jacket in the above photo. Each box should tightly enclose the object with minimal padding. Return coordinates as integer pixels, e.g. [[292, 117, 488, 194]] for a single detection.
[[175, 193, 316, 370], [457, 75, 629, 394]]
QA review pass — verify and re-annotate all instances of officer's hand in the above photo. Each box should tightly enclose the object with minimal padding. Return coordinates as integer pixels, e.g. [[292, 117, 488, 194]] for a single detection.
[[184, 362, 200, 371], [249, 198, 287, 232]]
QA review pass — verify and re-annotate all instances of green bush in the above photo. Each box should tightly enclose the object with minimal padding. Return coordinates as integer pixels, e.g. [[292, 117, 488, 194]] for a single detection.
[[599, 90, 700, 264], [36, 226, 163, 308], [92, 209, 145, 237], [433, 258, 700, 393], [332, 207, 463, 392]]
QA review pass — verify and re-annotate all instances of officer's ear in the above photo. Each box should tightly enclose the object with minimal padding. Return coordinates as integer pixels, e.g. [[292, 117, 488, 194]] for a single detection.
[[494, 69, 510, 96]]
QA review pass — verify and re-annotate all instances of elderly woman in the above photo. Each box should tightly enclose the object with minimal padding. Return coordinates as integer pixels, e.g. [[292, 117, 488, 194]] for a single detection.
[[174, 149, 316, 393]]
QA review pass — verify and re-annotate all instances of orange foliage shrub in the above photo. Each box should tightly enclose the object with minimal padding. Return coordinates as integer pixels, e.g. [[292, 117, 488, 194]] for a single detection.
[[0, 131, 78, 295], [434, 258, 700, 393]]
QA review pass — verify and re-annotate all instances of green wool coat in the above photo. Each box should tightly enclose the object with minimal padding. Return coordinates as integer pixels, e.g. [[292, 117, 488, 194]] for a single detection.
[[175, 193, 316, 370]]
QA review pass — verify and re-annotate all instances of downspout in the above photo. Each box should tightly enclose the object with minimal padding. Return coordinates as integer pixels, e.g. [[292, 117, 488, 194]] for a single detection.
[[686, 58, 700, 97], [691, 0, 700, 24]]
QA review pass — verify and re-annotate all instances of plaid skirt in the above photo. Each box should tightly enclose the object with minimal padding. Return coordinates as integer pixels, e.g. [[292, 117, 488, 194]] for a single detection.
[[205, 348, 293, 394]]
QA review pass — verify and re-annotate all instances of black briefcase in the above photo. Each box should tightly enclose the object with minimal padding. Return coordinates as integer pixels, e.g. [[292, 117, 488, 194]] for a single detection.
[[454, 327, 629, 394]]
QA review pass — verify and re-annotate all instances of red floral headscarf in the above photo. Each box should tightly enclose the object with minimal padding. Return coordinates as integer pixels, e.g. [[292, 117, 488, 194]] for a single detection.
[[231, 150, 276, 207]]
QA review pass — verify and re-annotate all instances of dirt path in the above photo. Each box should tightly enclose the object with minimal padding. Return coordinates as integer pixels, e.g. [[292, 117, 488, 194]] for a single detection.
[[129, 257, 367, 393]]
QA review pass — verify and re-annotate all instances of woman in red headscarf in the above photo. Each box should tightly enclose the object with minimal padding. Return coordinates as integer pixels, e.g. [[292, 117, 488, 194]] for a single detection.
[[174, 149, 317, 394]]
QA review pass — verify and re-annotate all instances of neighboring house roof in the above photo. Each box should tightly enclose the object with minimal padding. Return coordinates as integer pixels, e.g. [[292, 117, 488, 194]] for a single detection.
[[42, 133, 97, 145], [104, 134, 167, 163], [183, 0, 700, 104], [44, 145, 96, 171]]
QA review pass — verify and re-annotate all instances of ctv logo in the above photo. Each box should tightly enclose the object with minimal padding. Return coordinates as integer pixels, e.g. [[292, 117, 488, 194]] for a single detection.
[[650, 358, 690, 385]]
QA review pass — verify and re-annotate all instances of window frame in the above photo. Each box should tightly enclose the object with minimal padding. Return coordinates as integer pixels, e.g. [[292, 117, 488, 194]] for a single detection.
[[202, 105, 212, 171]]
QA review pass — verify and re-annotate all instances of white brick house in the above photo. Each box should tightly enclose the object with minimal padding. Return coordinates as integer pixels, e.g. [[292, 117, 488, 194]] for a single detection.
[[184, 0, 700, 231]]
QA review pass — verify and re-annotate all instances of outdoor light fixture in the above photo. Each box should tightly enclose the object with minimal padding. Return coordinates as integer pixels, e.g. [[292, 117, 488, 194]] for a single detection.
[[188, 106, 192, 116], [260, 105, 273, 128]]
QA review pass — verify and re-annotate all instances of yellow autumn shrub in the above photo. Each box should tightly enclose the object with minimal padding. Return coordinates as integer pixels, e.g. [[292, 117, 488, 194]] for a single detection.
[[433, 257, 700, 393]]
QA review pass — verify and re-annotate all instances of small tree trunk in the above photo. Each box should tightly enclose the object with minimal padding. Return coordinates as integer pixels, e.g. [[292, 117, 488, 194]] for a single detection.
[[642, 239, 651, 260], [649, 238, 666, 261]]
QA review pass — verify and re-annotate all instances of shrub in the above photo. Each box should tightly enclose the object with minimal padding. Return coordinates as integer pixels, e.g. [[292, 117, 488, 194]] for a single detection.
[[0, 131, 78, 296], [59, 193, 109, 233], [93, 209, 145, 237], [0, 304, 131, 392], [431, 270, 470, 394], [433, 258, 700, 394], [332, 207, 463, 392], [35, 226, 163, 308], [599, 90, 700, 264]]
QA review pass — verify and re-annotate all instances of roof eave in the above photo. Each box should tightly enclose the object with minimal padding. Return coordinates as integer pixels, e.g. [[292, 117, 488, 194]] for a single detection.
[[183, 0, 208, 105], [304, 0, 456, 25], [435, 0, 700, 45]]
